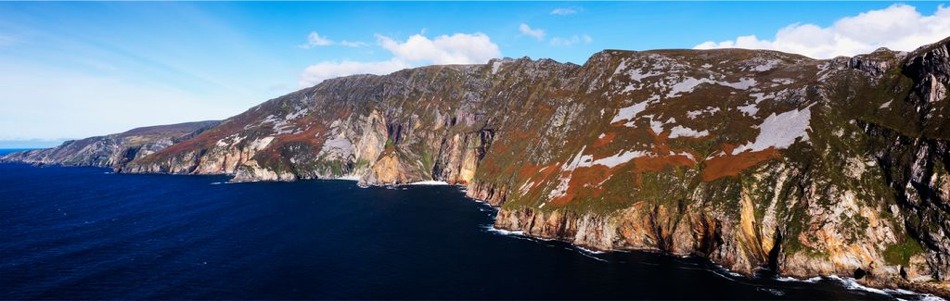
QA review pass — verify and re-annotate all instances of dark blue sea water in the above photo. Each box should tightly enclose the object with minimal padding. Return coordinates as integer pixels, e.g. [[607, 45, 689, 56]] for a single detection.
[[0, 150, 936, 299]]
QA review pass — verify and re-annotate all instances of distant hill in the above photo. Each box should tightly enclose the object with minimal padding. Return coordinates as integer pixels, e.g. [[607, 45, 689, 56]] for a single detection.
[[1, 120, 218, 167]]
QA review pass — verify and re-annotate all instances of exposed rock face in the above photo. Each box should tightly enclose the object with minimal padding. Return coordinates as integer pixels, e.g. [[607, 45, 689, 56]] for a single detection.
[[7, 38, 950, 296], [0, 121, 219, 168]]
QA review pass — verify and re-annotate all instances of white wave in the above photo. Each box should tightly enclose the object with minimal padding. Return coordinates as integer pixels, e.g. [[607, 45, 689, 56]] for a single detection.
[[483, 225, 608, 262], [210, 182, 224, 185], [573, 248, 609, 262], [484, 226, 525, 236], [407, 180, 449, 185], [710, 264, 743, 278], [777, 275, 941, 300], [776, 276, 822, 283], [758, 288, 785, 296], [882, 289, 947, 301], [826, 275, 890, 296], [336, 175, 360, 181], [576, 246, 607, 255], [887, 289, 917, 295]]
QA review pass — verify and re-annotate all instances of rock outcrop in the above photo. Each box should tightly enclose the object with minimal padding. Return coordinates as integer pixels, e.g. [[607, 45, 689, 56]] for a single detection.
[[8, 37, 950, 296]]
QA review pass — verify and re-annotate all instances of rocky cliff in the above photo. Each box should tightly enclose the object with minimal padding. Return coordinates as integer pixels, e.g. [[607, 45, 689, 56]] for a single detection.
[[7, 37, 950, 296], [1, 121, 219, 167]]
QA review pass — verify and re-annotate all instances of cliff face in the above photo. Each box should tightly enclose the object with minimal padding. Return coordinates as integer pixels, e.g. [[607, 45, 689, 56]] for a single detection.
[[1, 121, 219, 168], [7, 38, 950, 295]]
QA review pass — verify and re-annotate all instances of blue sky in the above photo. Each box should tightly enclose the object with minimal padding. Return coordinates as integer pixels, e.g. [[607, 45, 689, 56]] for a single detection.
[[1, 2, 948, 145]]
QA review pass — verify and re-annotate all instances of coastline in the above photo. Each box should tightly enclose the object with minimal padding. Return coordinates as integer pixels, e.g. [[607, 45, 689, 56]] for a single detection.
[[3, 161, 948, 299], [450, 181, 950, 300], [121, 169, 950, 300]]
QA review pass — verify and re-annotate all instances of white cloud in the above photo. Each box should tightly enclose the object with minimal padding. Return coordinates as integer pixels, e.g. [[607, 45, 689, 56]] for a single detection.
[[550, 8, 577, 16], [519, 23, 546, 40], [299, 32, 367, 49], [550, 34, 592, 47], [299, 31, 333, 49], [299, 32, 501, 87], [694, 4, 950, 59], [377, 32, 500, 64], [298, 59, 410, 88]]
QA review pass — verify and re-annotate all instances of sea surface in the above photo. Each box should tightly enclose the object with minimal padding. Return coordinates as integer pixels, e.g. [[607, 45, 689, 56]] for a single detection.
[[0, 150, 939, 300]]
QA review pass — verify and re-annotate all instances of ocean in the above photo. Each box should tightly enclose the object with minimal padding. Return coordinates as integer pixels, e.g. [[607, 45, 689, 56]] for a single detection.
[[0, 150, 934, 300]]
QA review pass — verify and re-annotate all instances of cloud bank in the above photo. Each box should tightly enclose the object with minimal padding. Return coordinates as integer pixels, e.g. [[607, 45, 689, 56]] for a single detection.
[[519, 23, 546, 40], [299, 31, 367, 49], [299, 32, 500, 87], [694, 4, 950, 59]]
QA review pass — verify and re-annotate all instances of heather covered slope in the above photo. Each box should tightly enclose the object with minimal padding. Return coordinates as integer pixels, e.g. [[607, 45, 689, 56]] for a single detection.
[[1, 120, 219, 167], [10, 37, 950, 295]]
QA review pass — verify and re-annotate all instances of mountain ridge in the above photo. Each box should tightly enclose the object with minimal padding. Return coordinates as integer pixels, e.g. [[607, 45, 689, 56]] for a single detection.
[[5, 37, 950, 297], [1, 120, 219, 167]]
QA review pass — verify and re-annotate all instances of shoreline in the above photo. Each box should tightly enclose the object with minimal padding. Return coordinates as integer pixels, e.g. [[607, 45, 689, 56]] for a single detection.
[[454, 184, 948, 300], [3, 162, 948, 299], [480, 216, 946, 300]]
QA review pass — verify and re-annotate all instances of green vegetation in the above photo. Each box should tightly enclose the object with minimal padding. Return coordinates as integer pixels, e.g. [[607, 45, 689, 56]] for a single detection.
[[884, 237, 925, 266]]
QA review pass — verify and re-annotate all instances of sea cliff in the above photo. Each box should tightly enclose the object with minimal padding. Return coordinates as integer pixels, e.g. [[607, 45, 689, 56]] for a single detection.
[[7, 37, 950, 296]]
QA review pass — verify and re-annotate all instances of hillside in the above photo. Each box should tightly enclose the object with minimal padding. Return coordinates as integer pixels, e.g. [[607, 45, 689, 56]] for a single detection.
[[1, 120, 219, 167], [7, 37, 950, 296]]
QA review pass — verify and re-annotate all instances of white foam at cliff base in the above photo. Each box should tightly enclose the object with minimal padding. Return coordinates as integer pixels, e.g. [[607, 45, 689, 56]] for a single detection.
[[826, 275, 942, 299], [882, 288, 946, 301], [711, 264, 744, 278], [826, 275, 889, 296], [758, 288, 786, 296], [408, 180, 449, 185], [483, 225, 560, 243], [337, 175, 360, 181], [576, 246, 606, 255], [484, 225, 525, 236], [485, 225, 609, 261], [776, 276, 822, 283], [921, 295, 947, 301]]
